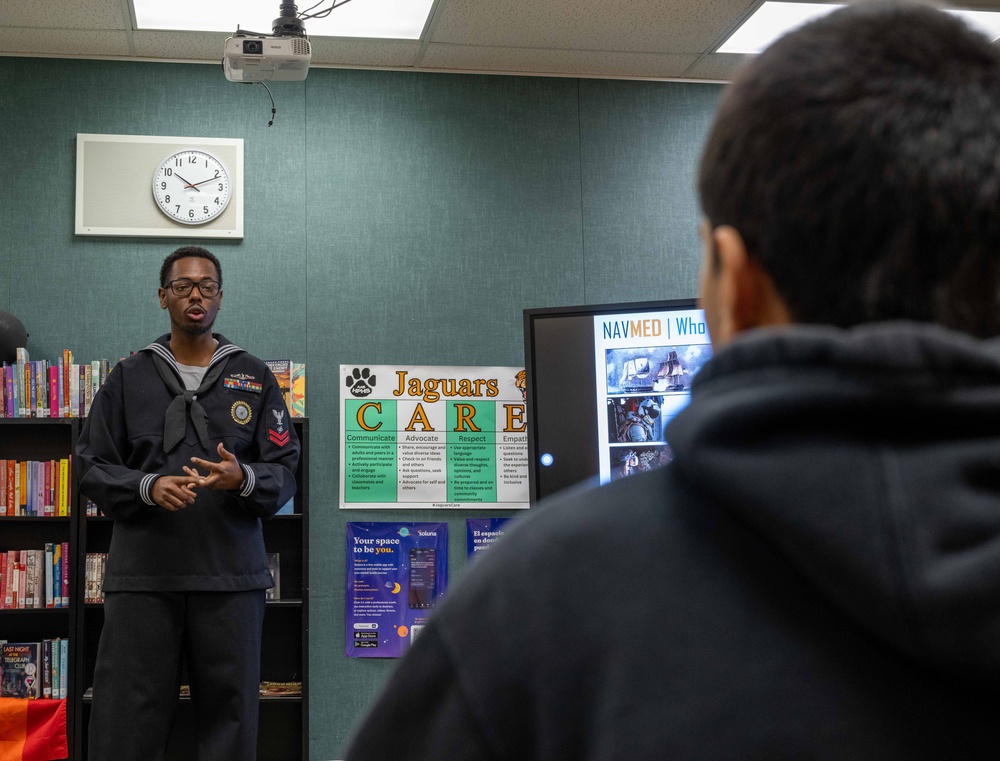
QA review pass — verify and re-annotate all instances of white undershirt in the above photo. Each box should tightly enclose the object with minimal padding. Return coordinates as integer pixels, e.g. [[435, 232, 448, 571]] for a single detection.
[[174, 362, 208, 391]]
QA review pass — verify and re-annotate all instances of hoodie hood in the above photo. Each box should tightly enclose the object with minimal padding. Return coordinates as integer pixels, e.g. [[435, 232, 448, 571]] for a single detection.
[[667, 321, 1000, 684]]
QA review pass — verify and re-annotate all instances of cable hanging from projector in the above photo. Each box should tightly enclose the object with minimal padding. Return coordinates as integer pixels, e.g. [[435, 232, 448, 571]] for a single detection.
[[260, 81, 277, 127]]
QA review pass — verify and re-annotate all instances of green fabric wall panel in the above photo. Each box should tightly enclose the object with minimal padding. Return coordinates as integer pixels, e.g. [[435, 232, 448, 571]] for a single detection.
[[0, 59, 12, 314], [579, 79, 722, 305]]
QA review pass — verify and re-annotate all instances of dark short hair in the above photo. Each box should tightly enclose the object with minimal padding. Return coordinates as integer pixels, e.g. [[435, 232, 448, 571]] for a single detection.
[[159, 246, 223, 288], [698, 0, 1000, 337]]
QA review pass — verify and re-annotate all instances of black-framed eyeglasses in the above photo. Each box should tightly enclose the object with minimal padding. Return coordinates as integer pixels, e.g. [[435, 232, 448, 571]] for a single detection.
[[165, 279, 221, 297]]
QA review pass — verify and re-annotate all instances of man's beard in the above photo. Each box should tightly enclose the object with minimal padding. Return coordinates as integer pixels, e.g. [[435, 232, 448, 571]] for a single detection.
[[178, 317, 215, 336]]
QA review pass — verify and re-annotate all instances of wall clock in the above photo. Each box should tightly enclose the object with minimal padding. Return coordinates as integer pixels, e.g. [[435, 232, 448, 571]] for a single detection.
[[75, 134, 244, 239], [152, 149, 232, 225]]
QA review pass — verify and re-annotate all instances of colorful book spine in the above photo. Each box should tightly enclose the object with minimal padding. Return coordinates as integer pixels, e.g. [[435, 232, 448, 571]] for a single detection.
[[62, 350, 72, 417], [50, 639, 61, 700], [45, 543, 54, 608], [41, 639, 52, 698], [52, 544, 61, 608], [48, 365, 59, 417], [58, 459, 68, 516], [59, 638, 68, 699], [6, 460, 14, 516], [15, 347, 27, 416], [5, 365, 13, 417], [61, 541, 69, 606]]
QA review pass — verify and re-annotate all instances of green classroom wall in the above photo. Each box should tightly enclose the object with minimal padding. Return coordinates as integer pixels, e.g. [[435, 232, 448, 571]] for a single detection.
[[0, 56, 722, 758]]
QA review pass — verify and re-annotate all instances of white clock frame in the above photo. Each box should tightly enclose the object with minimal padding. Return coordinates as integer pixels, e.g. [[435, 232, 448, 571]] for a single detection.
[[75, 134, 244, 239]]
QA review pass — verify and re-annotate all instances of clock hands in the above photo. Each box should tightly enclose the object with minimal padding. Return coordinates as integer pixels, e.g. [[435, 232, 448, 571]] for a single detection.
[[183, 176, 222, 190], [172, 172, 202, 192]]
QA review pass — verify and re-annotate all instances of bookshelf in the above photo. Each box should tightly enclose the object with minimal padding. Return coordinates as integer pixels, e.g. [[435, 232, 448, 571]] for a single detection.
[[0, 418, 79, 749], [1, 417, 309, 761], [80, 417, 309, 761]]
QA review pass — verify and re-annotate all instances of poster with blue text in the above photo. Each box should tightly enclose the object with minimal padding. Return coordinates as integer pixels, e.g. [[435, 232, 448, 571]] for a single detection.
[[346, 522, 448, 659], [340, 365, 529, 509]]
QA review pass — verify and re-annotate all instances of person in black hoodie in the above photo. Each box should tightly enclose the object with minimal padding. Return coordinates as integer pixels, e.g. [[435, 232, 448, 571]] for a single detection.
[[79, 246, 299, 761], [345, 2, 1000, 759]]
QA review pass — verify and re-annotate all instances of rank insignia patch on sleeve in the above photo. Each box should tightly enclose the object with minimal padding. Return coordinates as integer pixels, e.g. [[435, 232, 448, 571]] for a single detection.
[[268, 428, 290, 446], [268, 408, 289, 445]]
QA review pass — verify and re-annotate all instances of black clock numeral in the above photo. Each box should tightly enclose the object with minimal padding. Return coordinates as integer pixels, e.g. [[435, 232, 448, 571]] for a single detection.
[[175, 205, 181, 213], [218, 183, 224, 192], [165, 168, 173, 176], [213, 170, 220, 179], [160, 182, 167, 190], [189, 209, 195, 218], [175, 158, 183, 167], [188, 155, 197, 164], [203, 206, 209, 214], [214, 197, 220, 205], [164, 195, 170, 203]]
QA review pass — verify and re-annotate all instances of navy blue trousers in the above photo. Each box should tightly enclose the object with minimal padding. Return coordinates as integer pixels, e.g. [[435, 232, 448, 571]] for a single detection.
[[88, 590, 266, 761]]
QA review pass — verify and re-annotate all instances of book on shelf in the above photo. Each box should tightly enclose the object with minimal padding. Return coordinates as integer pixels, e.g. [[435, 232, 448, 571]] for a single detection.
[[291, 362, 306, 417], [0, 640, 68, 700], [59, 637, 67, 699], [1, 641, 40, 698], [1, 347, 113, 418], [85, 553, 108, 604], [265, 553, 280, 601], [41, 639, 52, 698], [0, 547, 69, 609], [263, 360, 293, 414], [60, 541, 69, 607], [0, 458, 71, 516], [259, 681, 302, 696]]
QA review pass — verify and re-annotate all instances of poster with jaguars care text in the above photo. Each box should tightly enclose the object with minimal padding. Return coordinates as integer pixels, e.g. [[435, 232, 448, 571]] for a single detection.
[[340, 365, 528, 509]]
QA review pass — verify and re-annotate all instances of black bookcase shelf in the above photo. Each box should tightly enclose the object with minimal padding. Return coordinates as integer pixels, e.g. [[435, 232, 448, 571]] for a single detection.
[[1, 417, 309, 761], [0, 418, 80, 755]]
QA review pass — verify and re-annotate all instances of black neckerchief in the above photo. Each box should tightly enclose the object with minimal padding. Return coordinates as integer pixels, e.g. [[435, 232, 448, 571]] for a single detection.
[[141, 334, 245, 452], [151, 353, 231, 453]]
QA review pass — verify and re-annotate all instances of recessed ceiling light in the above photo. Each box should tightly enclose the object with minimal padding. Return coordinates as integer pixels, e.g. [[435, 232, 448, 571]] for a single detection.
[[718, 1, 1000, 54], [131, 0, 436, 40]]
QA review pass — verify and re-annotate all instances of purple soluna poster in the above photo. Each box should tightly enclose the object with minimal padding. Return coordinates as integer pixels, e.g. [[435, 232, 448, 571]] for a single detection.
[[466, 517, 511, 560], [346, 522, 448, 658]]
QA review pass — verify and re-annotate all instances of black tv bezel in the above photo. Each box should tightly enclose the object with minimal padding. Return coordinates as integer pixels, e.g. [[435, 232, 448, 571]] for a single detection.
[[522, 297, 700, 505]]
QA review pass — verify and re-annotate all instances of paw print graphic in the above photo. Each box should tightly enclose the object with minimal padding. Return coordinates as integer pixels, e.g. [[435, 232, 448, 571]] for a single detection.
[[346, 367, 376, 397]]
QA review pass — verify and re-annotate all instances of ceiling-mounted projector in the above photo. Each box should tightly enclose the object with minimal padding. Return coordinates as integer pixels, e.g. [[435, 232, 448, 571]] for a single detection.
[[223, 35, 312, 82]]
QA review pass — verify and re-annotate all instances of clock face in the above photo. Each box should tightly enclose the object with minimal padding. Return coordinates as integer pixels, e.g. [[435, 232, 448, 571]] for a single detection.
[[152, 149, 232, 225]]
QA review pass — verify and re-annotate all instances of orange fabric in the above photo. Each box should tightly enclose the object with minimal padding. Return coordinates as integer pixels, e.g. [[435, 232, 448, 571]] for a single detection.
[[0, 699, 67, 761]]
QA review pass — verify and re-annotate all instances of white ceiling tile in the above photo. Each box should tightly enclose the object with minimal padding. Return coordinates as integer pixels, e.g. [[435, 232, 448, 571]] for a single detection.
[[681, 53, 749, 81], [0, 28, 130, 56], [310, 39, 422, 67], [0, 0, 127, 30], [429, 0, 757, 54], [133, 31, 230, 61], [421, 43, 697, 78]]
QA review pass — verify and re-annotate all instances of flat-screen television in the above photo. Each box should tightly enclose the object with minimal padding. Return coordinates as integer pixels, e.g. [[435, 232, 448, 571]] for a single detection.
[[523, 299, 713, 504]]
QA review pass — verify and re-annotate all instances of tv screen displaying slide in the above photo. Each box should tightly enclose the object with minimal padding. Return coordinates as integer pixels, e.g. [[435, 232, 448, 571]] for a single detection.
[[523, 299, 712, 504]]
